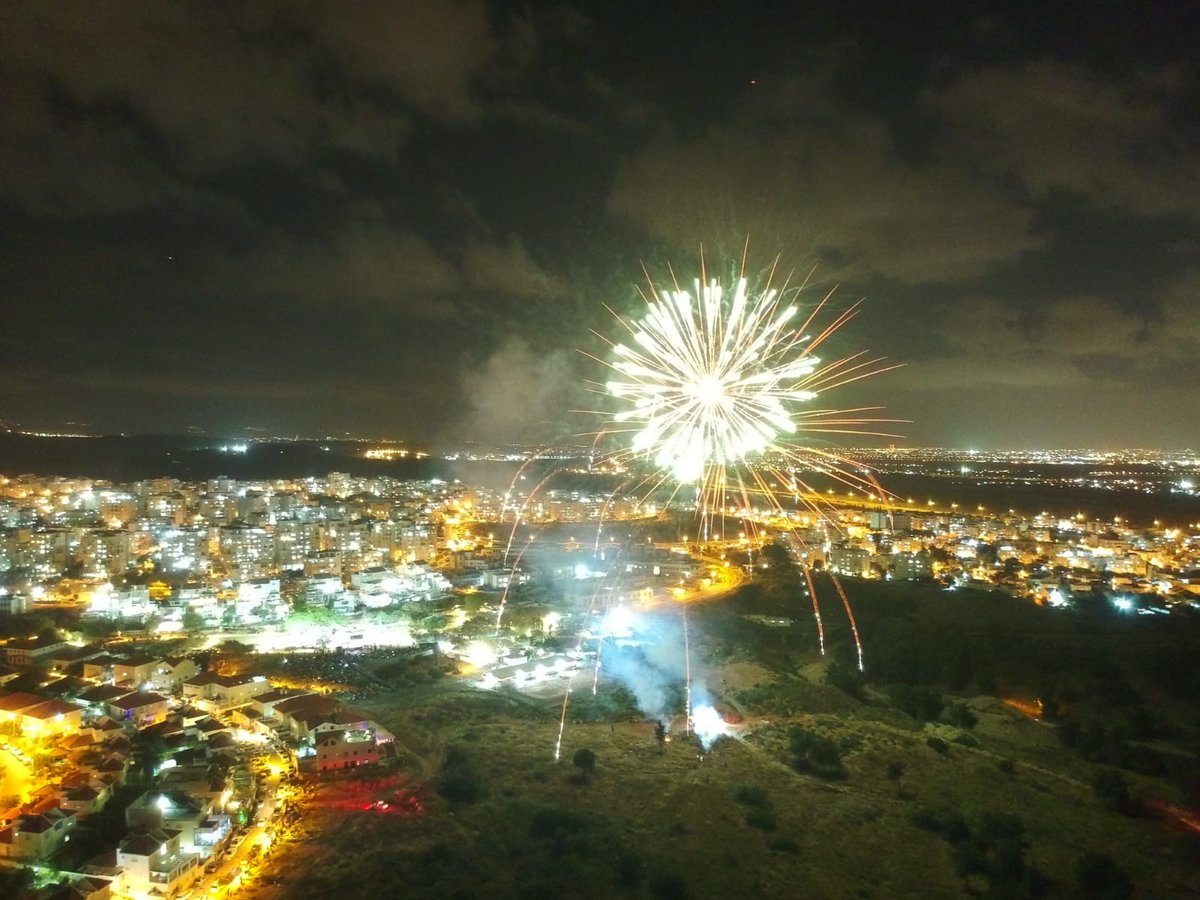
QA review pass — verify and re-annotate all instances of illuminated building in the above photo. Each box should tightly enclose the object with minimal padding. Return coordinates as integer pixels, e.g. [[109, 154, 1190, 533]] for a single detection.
[[327, 471, 352, 498], [303, 548, 341, 577], [25, 526, 79, 578], [181, 672, 270, 711], [301, 572, 345, 606], [5, 634, 69, 666], [80, 528, 133, 576], [0, 588, 29, 614], [829, 543, 875, 578], [145, 491, 188, 525], [154, 525, 210, 574], [315, 727, 383, 771], [329, 518, 378, 572], [112, 656, 160, 688], [0, 528, 21, 571], [107, 691, 170, 728], [126, 791, 232, 858], [217, 522, 273, 578], [274, 519, 321, 571], [0, 809, 76, 861], [0, 691, 82, 735], [892, 550, 933, 580], [115, 828, 201, 897], [369, 517, 435, 563], [99, 491, 138, 526]]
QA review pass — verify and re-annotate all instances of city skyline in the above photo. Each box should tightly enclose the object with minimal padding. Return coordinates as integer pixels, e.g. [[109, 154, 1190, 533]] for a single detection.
[[2, 2, 1199, 449]]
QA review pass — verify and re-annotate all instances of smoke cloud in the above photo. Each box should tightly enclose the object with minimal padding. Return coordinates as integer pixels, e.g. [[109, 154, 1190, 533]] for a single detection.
[[456, 336, 586, 446], [598, 613, 688, 724]]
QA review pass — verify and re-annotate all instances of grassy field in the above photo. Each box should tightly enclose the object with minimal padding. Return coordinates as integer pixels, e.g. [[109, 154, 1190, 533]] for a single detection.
[[245, 584, 1200, 899]]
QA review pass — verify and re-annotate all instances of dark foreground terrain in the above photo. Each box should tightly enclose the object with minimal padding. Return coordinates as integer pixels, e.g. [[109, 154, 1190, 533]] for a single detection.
[[245, 575, 1200, 899]]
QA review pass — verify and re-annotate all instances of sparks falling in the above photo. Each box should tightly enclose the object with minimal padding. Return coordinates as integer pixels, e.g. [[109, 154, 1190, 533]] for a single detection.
[[594, 250, 902, 674]]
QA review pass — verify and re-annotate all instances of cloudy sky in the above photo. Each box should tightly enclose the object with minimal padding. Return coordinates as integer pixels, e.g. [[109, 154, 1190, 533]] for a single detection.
[[2, 1, 1198, 450]]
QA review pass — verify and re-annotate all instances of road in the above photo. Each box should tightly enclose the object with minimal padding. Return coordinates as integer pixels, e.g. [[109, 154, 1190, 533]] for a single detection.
[[0, 745, 32, 805], [186, 751, 288, 898]]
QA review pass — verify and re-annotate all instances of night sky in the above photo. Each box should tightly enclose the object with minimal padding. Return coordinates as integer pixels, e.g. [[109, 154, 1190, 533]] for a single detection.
[[2, 2, 1198, 450]]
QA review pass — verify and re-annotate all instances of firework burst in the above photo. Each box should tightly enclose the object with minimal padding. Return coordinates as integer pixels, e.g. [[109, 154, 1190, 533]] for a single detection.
[[596, 251, 901, 519], [607, 272, 818, 485], [590, 249, 902, 676]]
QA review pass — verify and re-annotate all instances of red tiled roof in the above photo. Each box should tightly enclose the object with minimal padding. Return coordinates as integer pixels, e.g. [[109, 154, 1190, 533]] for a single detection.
[[109, 692, 168, 710], [21, 699, 80, 719], [0, 691, 43, 712]]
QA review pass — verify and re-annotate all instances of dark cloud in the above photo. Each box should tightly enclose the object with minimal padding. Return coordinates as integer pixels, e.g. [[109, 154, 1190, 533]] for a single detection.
[[924, 60, 1200, 217], [0, 2, 1198, 449]]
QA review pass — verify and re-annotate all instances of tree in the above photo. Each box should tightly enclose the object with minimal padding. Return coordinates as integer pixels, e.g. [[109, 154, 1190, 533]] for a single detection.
[[182, 607, 205, 631], [131, 728, 168, 781], [1077, 852, 1133, 899], [0, 867, 33, 896], [824, 658, 864, 700], [572, 747, 596, 782], [943, 702, 978, 729], [435, 745, 485, 804], [889, 683, 944, 721], [758, 542, 798, 601], [789, 726, 846, 779], [1091, 768, 1132, 815]]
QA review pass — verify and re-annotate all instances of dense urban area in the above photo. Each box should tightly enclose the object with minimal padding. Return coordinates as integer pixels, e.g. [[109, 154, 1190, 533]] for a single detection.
[[1, 442, 1198, 899]]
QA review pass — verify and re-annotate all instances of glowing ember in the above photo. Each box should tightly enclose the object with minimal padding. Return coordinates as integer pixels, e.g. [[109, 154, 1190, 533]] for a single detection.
[[691, 703, 730, 749]]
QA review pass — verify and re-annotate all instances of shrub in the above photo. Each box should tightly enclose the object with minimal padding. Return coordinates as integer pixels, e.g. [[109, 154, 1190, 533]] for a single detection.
[[529, 806, 589, 840], [649, 872, 689, 900], [767, 836, 801, 854], [913, 807, 971, 845], [789, 726, 848, 779], [889, 684, 945, 721], [944, 702, 978, 729], [615, 852, 644, 889], [744, 808, 777, 831], [978, 811, 1025, 844], [572, 747, 597, 781], [435, 745, 486, 804], [1076, 852, 1133, 899], [1091, 768, 1132, 815], [436, 768, 485, 804], [938, 811, 1034, 893], [824, 659, 865, 699], [886, 760, 905, 780], [733, 785, 771, 808], [926, 736, 950, 755]]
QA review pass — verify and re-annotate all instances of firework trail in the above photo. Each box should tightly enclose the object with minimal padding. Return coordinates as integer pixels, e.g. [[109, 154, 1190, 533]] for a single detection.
[[495, 536, 535, 629], [830, 571, 864, 672], [554, 676, 574, 762], [591, 647, 602, 695], [683, 601, 692, 736], [554, 541, 630, 757], [589, 544, 625, 695], [801, 562, 825, 656], [502, 469, 559, 565]]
